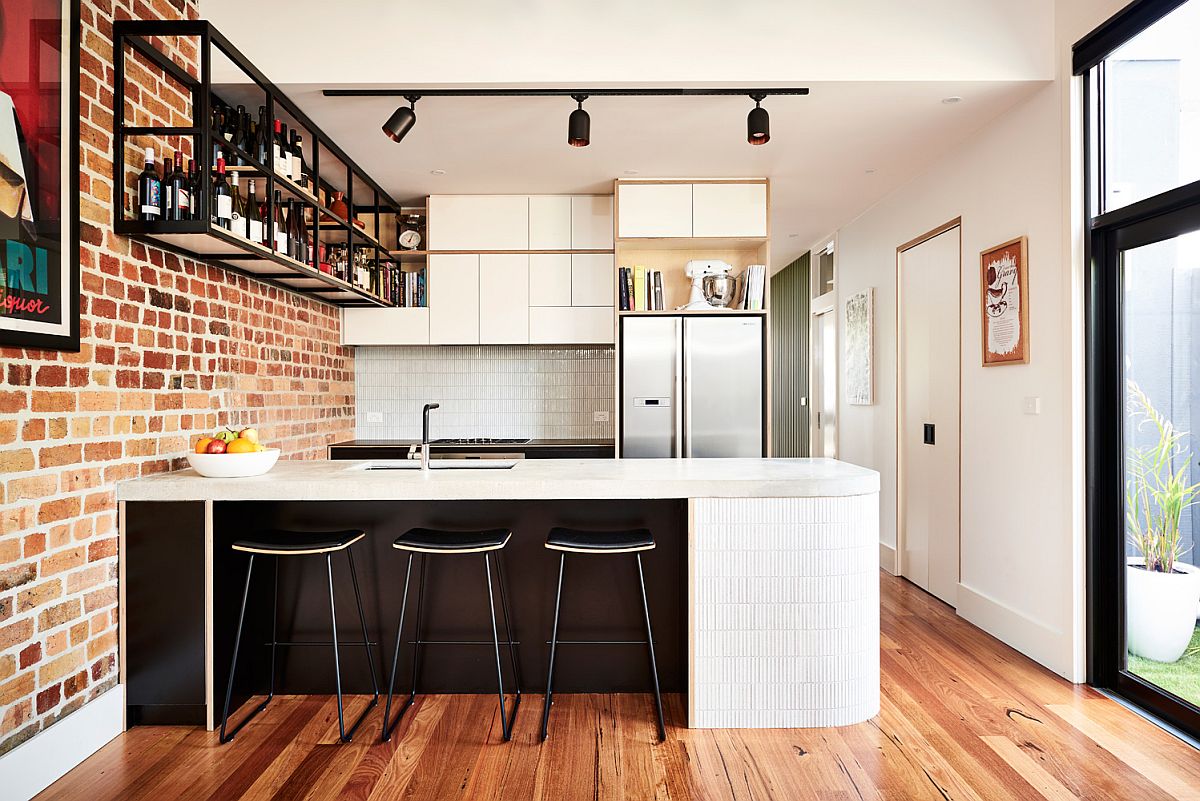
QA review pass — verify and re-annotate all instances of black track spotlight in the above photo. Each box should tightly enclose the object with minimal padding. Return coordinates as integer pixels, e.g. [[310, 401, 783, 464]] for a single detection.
[[567, 95, 590, 147], [747, 94, 770, 145], [383, 95, 419, 143]]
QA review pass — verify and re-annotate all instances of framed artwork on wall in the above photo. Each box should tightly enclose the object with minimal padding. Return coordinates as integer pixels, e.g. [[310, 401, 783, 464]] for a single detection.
[[980, 236, 1029, 366], [844, 287, 873, 405], [0, 0, 80, 352]]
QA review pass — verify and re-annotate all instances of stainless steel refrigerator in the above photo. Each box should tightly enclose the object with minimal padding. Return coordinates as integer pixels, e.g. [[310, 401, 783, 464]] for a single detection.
[[621, 315, 764, 458]]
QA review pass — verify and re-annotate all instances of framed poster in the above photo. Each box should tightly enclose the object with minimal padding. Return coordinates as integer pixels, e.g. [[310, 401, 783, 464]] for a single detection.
[[0, 0, 79, 351], [980, 236, 1028, 366], [844, 287, 873, 405]]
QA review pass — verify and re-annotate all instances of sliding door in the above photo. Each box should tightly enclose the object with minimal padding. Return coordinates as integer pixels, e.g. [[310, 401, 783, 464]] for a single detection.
[[1081, 0, 1200, 739]]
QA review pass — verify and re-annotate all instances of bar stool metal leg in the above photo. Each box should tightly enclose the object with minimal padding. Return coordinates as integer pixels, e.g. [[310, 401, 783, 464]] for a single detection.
[[220, 554, 271, 744], [636, 553, 666, 742], [346, 548, 381, 703], [327, 553, 348, 742], [409, 554, 428, 700], [485, 553, 519, 741], [494, 553, 523, 699], [540, 552, 566, 741], [268, 556, 279, 700], [382, 553, 415, 742]]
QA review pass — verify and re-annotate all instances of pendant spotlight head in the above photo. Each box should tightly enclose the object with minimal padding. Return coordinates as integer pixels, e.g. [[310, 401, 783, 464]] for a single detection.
[[383, 95, 420, 143], [747, 94, 770, 145], [568, 94, 590, 147]]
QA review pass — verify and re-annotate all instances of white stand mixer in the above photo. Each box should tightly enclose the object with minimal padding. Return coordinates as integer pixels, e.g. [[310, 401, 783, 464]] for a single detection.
[[678, 259, 737, 310]]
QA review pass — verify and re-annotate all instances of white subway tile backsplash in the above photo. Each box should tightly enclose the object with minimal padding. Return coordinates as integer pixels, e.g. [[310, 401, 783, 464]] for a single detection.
[[354, 346, 615, 440]]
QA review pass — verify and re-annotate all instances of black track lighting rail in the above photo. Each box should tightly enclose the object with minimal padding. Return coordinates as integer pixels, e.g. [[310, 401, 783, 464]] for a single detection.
[[324, 87, 810, 98]]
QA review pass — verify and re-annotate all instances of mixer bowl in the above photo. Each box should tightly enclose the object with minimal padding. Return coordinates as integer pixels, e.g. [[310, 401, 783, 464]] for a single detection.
[[702, 274, 737, 308]]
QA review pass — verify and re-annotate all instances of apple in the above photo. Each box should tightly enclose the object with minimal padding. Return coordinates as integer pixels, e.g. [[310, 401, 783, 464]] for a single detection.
[[238, 428, 260, 444], [205, 438, 228, 454], [215, 429, 238, 444]]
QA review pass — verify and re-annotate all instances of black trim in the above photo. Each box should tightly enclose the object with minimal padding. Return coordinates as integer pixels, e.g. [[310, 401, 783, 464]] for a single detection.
[[1072, 0, 1188, 75], [1093, 178, 1200, 231], [4, 0, 81, 352]]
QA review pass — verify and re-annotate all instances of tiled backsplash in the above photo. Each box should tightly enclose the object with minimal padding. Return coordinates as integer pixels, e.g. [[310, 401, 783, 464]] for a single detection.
[[355, 346, 615, 440]]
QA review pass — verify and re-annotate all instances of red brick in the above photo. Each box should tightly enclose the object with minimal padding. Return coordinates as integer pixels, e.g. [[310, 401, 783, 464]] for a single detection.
[[0, 619, 33, 651], [36, 684, 61, 715], [39, 444, 82, 468], [18, 644, 40, 670]]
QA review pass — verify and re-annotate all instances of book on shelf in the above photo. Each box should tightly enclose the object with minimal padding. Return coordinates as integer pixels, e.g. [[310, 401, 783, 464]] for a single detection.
[[618, 267, 631, 311], [738, 264, 766, 310], [633, 265, 646, 311], [652, 270, 664, 311]]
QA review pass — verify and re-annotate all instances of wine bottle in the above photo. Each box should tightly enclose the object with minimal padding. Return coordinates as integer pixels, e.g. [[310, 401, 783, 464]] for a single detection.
[[290, 132, 307, 188], [255, 106, 269, 165], [186, 158, 202, 220], [245, 179, 263, 244], [232, 105, 248, 162], [272, 190, 288, 253], [174, 155, 190, 220], [272, 119, 286, 176], [138, 147, 162, 222], [212, 157, 232, 230], [230, 172, 247, 239], [160, 156, 175, 220]]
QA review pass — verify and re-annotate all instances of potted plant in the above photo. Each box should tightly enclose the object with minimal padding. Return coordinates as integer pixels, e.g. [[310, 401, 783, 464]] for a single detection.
[[1125, 381, 1200, 663]]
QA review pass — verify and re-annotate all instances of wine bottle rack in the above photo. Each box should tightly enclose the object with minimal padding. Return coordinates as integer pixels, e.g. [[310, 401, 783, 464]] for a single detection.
[[112, 20, 403, 308]]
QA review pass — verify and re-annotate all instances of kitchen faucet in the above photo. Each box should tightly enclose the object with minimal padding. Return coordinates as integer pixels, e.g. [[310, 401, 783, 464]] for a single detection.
[[421, 403, 440, 470]]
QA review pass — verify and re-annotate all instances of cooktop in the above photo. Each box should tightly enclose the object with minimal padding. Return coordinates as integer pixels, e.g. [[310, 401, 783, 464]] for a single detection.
[[431, 437, 532, 445]]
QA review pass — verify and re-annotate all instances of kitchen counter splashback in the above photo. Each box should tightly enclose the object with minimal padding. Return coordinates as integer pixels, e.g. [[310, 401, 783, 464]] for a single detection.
[[355, 345, 614, 441]]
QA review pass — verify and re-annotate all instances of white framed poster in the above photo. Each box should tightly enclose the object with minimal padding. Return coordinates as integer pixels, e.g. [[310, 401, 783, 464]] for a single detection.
[[844, 287, 873, 405]]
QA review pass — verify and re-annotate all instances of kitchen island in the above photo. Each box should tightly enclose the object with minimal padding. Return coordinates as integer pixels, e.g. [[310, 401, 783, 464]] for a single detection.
[[118, 458, 879, 731]]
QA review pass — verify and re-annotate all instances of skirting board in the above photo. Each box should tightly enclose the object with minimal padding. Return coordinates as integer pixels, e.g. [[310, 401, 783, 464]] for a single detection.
[[956, 583, 1080, 682], [0, 685, 123, 801], [879, 542, 897, 575]]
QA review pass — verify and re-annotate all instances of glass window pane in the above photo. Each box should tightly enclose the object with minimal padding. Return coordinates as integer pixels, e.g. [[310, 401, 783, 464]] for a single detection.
[[1102, 1, 1200, 212], [1122, 228, 1200, 706]]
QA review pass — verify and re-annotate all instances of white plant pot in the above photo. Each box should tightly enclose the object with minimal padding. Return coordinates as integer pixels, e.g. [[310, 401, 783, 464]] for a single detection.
[[1126, 557, 1200, 663]]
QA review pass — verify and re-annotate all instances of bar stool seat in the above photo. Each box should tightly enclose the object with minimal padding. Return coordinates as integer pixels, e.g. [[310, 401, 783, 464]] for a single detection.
[[232, 529, 365, 555], [392, 527, 511, 553], [546, 527, 654, 553]]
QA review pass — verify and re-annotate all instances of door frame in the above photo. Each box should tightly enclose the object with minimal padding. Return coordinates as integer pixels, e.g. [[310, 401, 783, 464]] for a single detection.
[[811, 307, 838, 457], [895, 217, 963, 583]]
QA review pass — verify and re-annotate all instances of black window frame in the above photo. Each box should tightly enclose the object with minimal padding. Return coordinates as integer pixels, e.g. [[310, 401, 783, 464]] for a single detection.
[[1080, 0, 1200, 740]]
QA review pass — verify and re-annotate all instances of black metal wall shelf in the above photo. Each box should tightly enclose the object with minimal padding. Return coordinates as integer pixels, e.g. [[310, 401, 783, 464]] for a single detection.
[[112, 20, 403, 308]]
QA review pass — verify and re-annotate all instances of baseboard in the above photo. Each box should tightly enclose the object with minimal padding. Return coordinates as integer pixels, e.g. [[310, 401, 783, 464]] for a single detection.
[[879, 542, 897, 575], [956, 583, 1077, 681], [0, 685, 124, 801]]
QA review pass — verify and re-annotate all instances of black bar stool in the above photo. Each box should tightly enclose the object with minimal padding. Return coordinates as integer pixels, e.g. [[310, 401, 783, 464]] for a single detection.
[[381, 527, 522, 742], [219, 529, 379, 744], [540, 527, 665, 742]]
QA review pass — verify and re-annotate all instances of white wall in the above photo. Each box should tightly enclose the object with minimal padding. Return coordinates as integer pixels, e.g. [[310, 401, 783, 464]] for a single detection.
[[831, 0, 1127, 681]]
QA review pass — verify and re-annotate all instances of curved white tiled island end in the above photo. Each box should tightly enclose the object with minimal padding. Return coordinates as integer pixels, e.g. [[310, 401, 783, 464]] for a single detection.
[[118, 457, 880, 730]]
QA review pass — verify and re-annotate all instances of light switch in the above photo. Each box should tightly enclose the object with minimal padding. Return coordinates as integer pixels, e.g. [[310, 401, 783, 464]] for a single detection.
[[1023, 396, 1041, 415], [593, 411, 610, 422], [366, 412, 385, 424]]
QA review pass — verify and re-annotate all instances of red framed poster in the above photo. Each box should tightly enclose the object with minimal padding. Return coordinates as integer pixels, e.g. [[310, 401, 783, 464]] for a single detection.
[[0, 0, 79, 351]]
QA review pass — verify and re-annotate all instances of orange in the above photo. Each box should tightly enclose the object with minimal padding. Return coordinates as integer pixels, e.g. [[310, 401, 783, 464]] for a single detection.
[[226, 438, 257, 454], [194, 437, 214, 454]]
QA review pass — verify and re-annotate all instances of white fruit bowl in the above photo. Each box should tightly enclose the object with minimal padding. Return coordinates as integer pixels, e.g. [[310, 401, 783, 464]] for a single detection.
[[186, 448, 280, 478]]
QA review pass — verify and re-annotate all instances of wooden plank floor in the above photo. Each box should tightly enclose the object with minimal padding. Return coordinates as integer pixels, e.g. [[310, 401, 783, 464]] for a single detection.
[[37, 573, 1200, 800]]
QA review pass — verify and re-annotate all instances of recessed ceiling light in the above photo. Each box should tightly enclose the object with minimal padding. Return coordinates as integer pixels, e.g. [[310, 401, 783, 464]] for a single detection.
[[430, 169, 446, 175], [865, 168, 877, 174], [623, 169, 639, 175], [941, 96, 963, 104], [788, 233, 799, 238]]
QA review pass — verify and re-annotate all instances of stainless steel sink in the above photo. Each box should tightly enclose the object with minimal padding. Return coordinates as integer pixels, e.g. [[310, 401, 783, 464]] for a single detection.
[[348, 459, 517, 471]]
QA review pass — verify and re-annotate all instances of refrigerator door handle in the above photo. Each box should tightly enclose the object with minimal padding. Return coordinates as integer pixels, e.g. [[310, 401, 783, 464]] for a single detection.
[[682, 318, 692, 458]]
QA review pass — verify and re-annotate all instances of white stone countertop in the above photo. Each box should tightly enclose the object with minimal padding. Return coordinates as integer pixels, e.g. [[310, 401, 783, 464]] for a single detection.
[[116, 457, 880, 502]]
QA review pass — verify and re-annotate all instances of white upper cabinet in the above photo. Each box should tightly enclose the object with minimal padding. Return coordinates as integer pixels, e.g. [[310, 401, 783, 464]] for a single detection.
[[529, 306, 614, 345], [428, 195, 529, 250], [617, 183, 693, 238], [428, 254, 480, 344], [571, 253, 615, 307], [528, 254, 572, 306], [528, 196, 572, 250], [342, 308, 429, 346], [691, 182, 768, 238], [571, 195, 614, 249], [478, 254, 529, 344]]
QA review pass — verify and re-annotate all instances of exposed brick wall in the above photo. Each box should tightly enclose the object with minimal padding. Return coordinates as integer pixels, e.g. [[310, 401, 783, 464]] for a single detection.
[[0, 0, 355, 754]]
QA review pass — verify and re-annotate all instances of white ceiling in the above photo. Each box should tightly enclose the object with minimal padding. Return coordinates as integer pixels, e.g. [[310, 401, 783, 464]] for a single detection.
[[200, 1, 1054, 267]]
